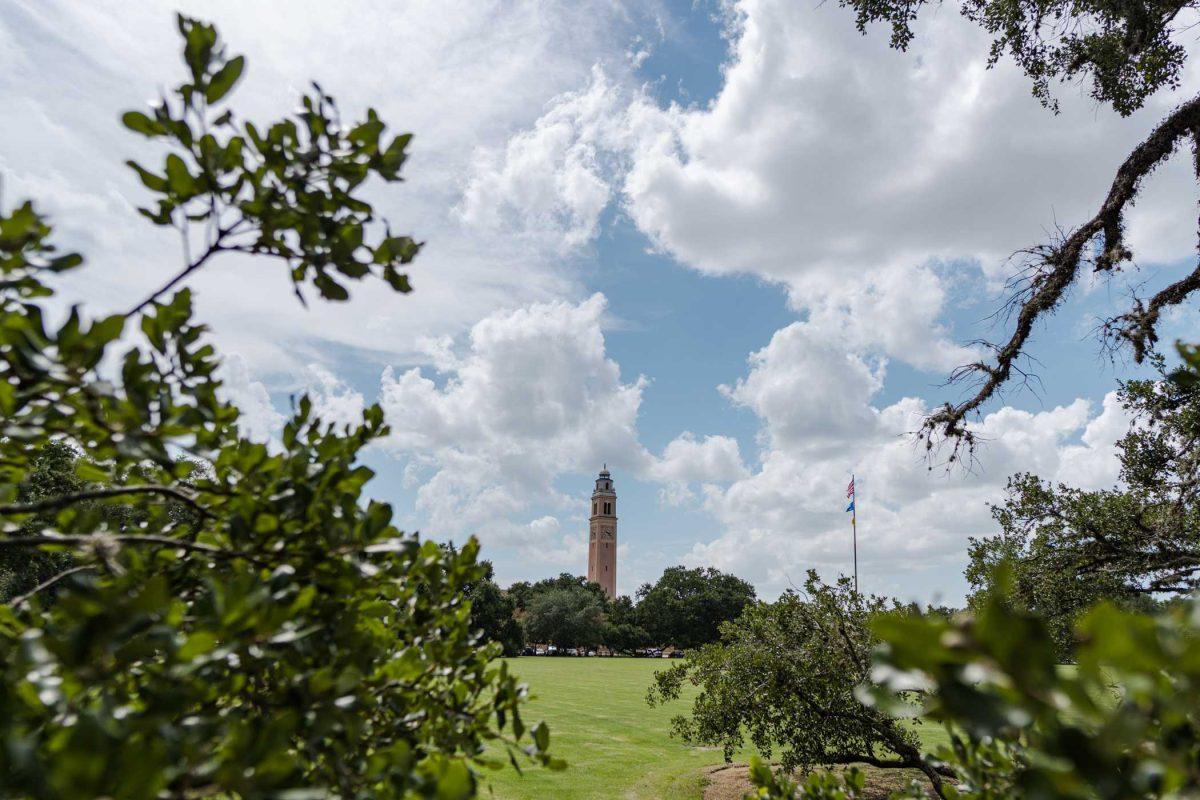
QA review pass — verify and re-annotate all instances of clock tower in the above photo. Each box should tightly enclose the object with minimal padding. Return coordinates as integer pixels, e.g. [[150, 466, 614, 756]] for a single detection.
[[587, 466, 617, 599]]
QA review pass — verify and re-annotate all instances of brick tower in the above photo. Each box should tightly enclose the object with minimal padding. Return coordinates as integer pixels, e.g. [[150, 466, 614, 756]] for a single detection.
[[587, 466, 617, 599]]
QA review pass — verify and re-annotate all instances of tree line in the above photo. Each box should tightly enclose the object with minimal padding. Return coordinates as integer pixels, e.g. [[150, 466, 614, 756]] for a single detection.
[[465, 564, 757, 656]]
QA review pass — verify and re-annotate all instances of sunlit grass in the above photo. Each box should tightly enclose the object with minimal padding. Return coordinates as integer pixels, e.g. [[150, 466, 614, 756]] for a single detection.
[[483, 657, 951, 800]]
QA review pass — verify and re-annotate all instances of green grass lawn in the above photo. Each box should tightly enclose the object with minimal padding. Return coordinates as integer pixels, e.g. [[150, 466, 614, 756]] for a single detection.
[[482, 657, 948, 800]]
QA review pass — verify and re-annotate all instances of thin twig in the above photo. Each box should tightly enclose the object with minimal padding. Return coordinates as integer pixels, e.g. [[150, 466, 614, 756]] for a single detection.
[[127, 238, 225, 316], [7, 564, 97, 608], [0, 484, 213, 519], [0, 533, 268, 568]]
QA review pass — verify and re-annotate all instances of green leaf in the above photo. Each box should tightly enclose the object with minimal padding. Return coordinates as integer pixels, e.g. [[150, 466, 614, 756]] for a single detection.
[[531, 721, 550, 752], [205, 55, 245, 103], [121, 111, 165, 137], [165, 154, 194, 196], [73, 460, 110, 483], [125, 160, 169, 194], [177, 631, 218, 661], [313, 272, 349, 301]]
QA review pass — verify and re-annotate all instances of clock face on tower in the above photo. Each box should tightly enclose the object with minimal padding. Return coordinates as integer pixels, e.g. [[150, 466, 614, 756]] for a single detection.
[[601, 528, 613, 540]]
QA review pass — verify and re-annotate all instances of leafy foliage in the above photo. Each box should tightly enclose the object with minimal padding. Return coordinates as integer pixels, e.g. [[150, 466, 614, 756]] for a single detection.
[[871, 587, 1200, 799], [0, 442, 79, 604], [523, 586, 607, 651], [465, 561, 525, 656], [967, 369, 1198, 655], [0, 16, 553, 799], [648, 572, 951, 791], [509, 572, 609, 611], [751, 581, 1200, 799], [635, 565, 756, 650], [121, 16, 419, 310], [603, 595, 651, 654], [747, 760, 868, 800], [839, 0, 1190, 116]]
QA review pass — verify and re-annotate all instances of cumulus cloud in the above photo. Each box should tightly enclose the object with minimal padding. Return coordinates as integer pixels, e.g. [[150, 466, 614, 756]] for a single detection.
[[720, 322, 886, 451], [0, 0, 645, 378], [219, 359, 367, 443], [458, 67, 625, 250], [462, 0, 1200, 374], [649, 432, 750, 505], [621, 0, 1199, 280], [377, 293, 651, 541], [220, 355, 285, 441], [686, 335, 1132, 600]]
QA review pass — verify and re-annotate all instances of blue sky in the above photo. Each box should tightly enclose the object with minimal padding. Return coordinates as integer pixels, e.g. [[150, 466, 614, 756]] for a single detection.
[[3, 0, 1196, 603]]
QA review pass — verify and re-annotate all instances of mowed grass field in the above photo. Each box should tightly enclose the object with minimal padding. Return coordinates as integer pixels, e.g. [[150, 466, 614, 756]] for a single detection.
[[482, 657, 951, 800]]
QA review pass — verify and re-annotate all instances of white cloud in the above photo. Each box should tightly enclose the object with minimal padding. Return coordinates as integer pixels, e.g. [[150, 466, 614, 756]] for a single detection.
[[461, 0, 1200, 374], [652, 432, 749, 484], [650, 432, 750, 505], [458, 67, 624, 250], [305, 365, 367, 431], [377, 293, 651, 539], [720, 322, 885, 451], [686, 331, 1130, 601], [220, 355, 285, 441], [0, 0, 644, 378], [620, 0, 1200, 281], [219, 359, 367, 443]]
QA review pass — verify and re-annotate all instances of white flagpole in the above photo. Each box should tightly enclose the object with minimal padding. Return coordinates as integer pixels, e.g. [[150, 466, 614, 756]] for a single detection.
[[851, 474, 858, 594]]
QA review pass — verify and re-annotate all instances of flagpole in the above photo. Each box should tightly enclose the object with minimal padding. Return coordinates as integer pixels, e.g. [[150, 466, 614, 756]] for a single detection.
[[851, 473, 858, 594]]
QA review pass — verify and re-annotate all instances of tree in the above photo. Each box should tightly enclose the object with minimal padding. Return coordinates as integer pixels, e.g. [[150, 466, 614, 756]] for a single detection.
[[0, 442, 78, 603], [648, 573, 953, 795], [828, 0, 1200, 454], [528, 572, 609, 606], [636, 565, 756, 649], [749, 348, 1200, 800], [1, 442, 203, 605], [602, 594, 650, 654], [966, 368, 1196, 655], [523, 586, 606, 651], [757, 577, 1200, 799], [602, 621, 651, 655], [0, 16, 554, 799], [507, 580, 535, 612], [465, 561, 525, 656]]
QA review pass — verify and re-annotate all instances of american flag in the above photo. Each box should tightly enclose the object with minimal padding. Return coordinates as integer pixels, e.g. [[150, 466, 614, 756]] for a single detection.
[[846, 477, 855, 499]]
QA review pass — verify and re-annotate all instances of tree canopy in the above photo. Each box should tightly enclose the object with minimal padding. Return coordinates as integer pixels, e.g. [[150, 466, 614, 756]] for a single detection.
[[523, 585, 607, 651], [649, 572, 952, 794], [753, 583, 1200, 799], [635, 565, 756, 650], [967, 367, 1197, 654], [0, 16, 553, 799], [464, 561, 525, 656]]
